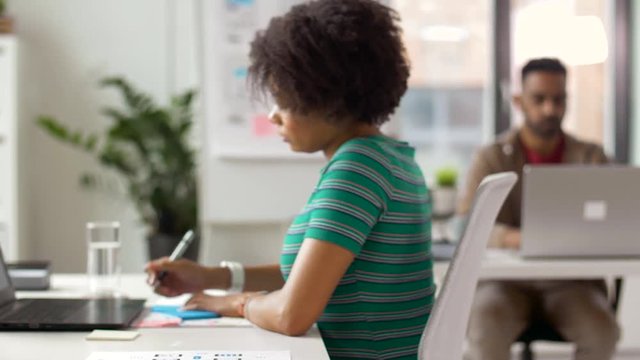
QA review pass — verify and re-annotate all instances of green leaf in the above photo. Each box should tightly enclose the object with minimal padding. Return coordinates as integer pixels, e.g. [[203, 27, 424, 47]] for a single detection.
[[84, 134, 98, 151], [36, 116, 70, 140], [79, 173, 97, 188], [36, 116, 99, 155], [101, 77, 155, 116], [37, 76, 199, 234]]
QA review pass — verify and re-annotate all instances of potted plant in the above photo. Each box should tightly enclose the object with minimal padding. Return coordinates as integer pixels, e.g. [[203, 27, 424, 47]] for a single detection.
[[36, 77, 199, 261], [0, 0, 13, 34], [432, 166, 458, 242]]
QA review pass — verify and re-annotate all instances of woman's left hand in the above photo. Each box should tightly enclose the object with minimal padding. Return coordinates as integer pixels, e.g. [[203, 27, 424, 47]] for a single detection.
[[183, 292, 255, 318]]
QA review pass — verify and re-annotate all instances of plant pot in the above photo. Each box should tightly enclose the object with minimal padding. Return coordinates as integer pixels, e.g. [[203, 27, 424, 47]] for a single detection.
[[147, 231, 200, 262], [432, 187, 458, 219], [0, 16, 14, 34]]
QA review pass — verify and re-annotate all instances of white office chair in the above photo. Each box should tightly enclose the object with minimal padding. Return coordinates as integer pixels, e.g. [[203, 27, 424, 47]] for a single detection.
[[419, 172, 517, 360]]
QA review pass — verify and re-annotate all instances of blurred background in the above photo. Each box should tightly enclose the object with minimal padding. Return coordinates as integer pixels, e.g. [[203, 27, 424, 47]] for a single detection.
[[1, 0, 639, 354], [0, 0, 636, 267]]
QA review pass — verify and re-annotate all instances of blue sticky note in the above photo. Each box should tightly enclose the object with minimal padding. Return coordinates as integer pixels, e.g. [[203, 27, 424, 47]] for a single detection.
[[151, 305, 220, 320]]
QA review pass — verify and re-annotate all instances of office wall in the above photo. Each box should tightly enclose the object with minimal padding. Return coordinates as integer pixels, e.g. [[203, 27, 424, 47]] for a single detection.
[[10, 0, 169, 272], [8, 0, 294, 272]]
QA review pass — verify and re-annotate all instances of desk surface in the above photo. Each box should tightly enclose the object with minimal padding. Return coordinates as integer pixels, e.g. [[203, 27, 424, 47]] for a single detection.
[[6, 252, 640, 360], [1, 326, 328, 360], [434, 249, 640, 280], [5, 275, 330, 360]]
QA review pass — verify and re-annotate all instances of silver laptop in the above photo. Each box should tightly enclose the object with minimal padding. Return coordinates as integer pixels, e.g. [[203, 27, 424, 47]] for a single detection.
[[521, 165, 640, 258]]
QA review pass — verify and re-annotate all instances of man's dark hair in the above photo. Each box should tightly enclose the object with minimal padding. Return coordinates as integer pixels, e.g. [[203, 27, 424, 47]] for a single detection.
[[248, 0, 409, 126], [521, 58, 567, 84]]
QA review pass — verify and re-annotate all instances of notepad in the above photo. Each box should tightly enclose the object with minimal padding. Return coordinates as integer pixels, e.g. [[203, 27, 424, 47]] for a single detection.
[[86, 330, 140, 341], [86, 351, 290, 360], [150, 305, 220, 320]]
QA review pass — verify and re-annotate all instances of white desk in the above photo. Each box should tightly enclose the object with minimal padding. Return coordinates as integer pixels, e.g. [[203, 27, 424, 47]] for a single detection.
[[434, 249, 640, 354], [434, 249, 640, 280], [3, 274, 330, 360], [5, 253, 640, 360]]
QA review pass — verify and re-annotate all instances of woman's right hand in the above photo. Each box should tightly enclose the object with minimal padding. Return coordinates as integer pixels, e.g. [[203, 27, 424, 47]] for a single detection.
[[145, 257, 217, 297]]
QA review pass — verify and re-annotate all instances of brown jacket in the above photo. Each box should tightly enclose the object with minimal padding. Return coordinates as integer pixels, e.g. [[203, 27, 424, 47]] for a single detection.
[[458, 128, 609, 247]]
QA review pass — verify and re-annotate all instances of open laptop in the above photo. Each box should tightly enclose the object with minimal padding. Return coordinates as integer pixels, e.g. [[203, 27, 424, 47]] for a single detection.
[[521, 165, 640, 258], [0, 247, 146, 330]]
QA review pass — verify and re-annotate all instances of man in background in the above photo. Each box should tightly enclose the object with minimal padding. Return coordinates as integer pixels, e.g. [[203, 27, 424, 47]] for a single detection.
[[459, 58, 619, 360]]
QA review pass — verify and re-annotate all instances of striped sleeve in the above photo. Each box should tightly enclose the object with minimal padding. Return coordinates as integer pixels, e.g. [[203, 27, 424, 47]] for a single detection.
[[305, 150, 390, 255]]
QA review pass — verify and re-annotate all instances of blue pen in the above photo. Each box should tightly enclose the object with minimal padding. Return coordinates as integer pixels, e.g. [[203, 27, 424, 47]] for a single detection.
[[156, 230, 195, 283]]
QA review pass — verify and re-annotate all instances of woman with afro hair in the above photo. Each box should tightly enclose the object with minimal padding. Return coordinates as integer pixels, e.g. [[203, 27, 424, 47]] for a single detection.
[[147, 1, 434, 358]]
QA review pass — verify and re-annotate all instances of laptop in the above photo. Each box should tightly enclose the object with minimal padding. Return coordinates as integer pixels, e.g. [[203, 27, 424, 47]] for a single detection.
[[521, 165, 640, 258], [0, 247, 146, 330]]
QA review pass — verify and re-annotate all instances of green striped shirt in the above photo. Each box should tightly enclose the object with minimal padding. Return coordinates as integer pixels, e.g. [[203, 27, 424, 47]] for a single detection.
[[281, 135, 434, 359]]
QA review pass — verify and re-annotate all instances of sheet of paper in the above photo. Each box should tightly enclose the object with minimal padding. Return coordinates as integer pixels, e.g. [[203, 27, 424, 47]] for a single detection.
[[181, 317, 252, 327], [152, 294, 192, 306], [151, 290, 226, 306], [86, 350, 290, 360]]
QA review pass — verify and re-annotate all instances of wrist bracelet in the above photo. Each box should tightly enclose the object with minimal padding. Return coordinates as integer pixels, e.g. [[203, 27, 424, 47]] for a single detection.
[[220, 260, 244, 293]]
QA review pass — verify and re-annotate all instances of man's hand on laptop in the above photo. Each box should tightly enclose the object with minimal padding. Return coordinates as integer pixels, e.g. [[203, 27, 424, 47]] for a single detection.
[[501, 229, 521, 250]]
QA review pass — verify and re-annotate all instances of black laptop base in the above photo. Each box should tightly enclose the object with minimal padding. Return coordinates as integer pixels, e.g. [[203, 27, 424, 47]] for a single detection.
[[0, 298, 146, 331]]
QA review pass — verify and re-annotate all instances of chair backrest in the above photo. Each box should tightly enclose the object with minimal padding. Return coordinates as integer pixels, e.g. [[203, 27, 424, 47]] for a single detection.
[[418, 172, 517, 360]]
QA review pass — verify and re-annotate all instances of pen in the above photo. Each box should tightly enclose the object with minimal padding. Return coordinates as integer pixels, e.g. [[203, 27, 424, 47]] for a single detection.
[[156, 229, 195, 283]]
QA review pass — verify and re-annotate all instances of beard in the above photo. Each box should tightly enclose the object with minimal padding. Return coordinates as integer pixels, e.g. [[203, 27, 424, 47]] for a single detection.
[[524, 116, 562, 139]]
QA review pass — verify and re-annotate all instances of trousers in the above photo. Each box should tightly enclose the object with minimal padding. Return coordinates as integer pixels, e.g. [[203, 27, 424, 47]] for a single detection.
[[465, 280, 620, 360]]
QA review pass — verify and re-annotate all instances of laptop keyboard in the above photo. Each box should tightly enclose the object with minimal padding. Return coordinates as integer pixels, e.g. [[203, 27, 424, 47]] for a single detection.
[[1, 299, 89, 323]]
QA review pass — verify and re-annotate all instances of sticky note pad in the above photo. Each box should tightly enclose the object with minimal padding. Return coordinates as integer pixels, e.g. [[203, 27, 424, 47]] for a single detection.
[[86, 330, 140, 341], [135, 312, 182, 328], [150, 305, 220, 320]]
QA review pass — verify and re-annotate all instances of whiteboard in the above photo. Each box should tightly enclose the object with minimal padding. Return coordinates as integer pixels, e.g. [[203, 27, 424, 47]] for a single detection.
[[201, 0, 315, 159], [199, 0, 323, 223]]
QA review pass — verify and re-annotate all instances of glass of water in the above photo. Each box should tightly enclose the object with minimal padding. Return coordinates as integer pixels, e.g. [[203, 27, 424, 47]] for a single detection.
[[86, 221, 121, 298]]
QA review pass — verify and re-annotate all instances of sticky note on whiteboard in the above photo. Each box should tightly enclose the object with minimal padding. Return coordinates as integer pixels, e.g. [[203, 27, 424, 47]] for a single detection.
[[252, 114, 276, 137]]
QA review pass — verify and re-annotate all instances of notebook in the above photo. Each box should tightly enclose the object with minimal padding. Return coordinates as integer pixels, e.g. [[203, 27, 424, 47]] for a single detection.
[[86, 351, 291, 360], [150, 305, 219, 320], [0, 246, 146, 330]]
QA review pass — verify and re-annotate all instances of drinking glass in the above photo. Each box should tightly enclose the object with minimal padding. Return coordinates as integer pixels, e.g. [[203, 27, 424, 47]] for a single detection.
[[86, 221, 121, 298]]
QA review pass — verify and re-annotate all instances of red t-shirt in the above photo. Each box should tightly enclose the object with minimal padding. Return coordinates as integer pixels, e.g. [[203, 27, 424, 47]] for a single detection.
[[521, 135, 565, 164]]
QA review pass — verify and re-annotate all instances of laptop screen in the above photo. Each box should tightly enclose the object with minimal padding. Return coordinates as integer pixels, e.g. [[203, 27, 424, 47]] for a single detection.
[[0, 265, 8, 290], [0, 246, 11, 289], [0, 247, 16, 306]]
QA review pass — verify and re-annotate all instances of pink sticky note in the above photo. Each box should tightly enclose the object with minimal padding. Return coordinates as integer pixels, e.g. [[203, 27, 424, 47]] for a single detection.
[[134, 313, 182, 328], [135, 318, 181, 328], [252, 114, 276, 137]]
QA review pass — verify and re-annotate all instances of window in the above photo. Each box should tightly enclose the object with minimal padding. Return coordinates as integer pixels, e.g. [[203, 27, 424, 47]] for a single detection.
[[510, 0, 612, 148], [391, 0, 491, 184]]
